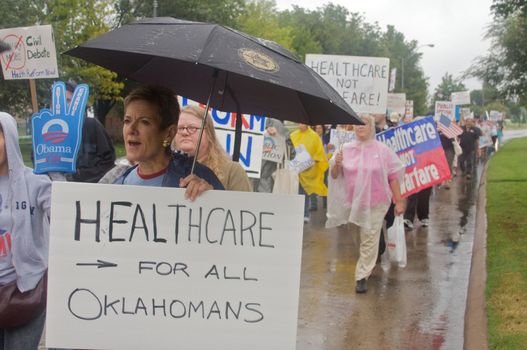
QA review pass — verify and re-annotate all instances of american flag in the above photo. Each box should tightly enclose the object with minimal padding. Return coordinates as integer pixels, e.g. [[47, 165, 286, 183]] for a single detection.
[[437, 114, 462, 139]]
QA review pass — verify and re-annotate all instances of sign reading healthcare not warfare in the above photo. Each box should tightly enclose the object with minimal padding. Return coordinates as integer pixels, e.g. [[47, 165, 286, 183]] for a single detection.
[[377, 117, 451, 197], [180, 97, 265, 178], [305, 54, 390, 114], [0, 25, 58, 80], [46, 183, 304, 350], [32, 81, 88, 174]]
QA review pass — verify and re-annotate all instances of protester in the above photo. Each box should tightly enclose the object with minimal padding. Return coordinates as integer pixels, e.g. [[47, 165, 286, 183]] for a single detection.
[[438, 129, 455, 189], [0, 112, 51, 349], [458, 118, 482, 179], [328, 115, 405, 293], [64, 81, 116, 183], [404, 186, 432, 228], [291, 123, 328, 223], [253, 118, 294, 193], [172, 105, 251, 191], [113, 85, 224, 197], [311, 125, 330, 210]]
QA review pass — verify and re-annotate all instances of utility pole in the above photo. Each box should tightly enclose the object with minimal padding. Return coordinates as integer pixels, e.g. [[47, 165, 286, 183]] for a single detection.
[[153, 0, 158, 17]]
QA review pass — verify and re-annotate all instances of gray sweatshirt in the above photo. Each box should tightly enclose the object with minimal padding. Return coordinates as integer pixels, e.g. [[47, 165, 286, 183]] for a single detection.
[[0, 112, 51, 292]]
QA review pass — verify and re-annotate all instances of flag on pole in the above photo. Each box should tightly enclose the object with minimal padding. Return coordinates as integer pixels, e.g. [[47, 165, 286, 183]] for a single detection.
[[437, 114, 462, 139]]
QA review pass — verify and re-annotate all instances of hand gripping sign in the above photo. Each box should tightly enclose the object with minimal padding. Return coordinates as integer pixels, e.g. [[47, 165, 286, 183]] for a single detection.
[[32, 81, 88, 174]]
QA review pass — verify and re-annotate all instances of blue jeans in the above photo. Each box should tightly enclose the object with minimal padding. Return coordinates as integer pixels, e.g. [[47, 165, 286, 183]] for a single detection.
[[299, 184, 309, 218], [0, 310, 45, 350]]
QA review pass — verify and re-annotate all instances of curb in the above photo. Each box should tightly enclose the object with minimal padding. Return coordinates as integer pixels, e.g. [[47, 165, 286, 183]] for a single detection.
[[464, 164, 489, 349]]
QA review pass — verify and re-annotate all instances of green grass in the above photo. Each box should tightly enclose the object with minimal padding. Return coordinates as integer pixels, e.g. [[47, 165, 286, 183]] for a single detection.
[[486, 137, 527, 349], [18, 139, 126, 167]]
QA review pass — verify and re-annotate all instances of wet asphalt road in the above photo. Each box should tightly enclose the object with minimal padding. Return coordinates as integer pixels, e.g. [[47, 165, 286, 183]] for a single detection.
[[296, 130, 527, 350], [296, 164, 481, 350]]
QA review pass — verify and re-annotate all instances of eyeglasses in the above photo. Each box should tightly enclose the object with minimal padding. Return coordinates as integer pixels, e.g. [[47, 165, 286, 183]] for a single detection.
[[176, 126, 201, 134]]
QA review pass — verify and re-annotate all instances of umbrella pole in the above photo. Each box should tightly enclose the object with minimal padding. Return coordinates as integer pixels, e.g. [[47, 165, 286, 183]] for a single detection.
[[190, 70, 218, 175]]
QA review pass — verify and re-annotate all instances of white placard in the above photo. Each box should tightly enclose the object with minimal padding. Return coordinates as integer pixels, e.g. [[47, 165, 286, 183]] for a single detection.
[[305, 54, 390, 114], [405, 100, 414, 119], [328, 129, 355, 152], [46, 183, 304, 350], [451, 91, 471, 105], [0, 25, 58, 80], [262, 134, 285, 163], [434, 101, 454, 121], [387, 93, 406, 116], [288, 144, 314, 173]]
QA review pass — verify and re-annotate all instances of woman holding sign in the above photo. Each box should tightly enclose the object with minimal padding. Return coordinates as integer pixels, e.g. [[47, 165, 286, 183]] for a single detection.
[[114, 85, 224, 197], [329, 115, 405, 294], [0, 112, 51, 348], [172, 105, 251, 192]]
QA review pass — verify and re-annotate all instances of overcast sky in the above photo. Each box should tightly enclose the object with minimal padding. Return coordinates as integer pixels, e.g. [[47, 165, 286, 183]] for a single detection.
[[275, 0, 493, 93]]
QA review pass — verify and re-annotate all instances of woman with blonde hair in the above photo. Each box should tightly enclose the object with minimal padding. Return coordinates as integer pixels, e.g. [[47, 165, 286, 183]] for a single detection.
[[173, 105, 252, 191], [328, 114, 405, 293]]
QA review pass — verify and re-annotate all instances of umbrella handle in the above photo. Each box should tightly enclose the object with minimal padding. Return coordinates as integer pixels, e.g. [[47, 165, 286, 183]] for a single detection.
[[190, 70, 218, 175]]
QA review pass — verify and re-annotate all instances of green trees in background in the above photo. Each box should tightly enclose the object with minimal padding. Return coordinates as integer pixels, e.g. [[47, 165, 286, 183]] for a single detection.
[[1, 0, 431, 121], [466, 0, 527, 122]]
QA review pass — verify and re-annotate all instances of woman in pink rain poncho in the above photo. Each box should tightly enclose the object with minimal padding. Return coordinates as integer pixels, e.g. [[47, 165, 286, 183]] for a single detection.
[[327, 115, 405, 294]]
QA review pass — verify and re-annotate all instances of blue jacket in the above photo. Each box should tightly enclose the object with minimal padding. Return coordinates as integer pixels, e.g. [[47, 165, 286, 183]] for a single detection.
[[116, 151, 225, 190]]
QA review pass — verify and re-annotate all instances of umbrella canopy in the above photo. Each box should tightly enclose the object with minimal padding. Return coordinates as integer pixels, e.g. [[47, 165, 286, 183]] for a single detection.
[[66, 17, 361, 126]]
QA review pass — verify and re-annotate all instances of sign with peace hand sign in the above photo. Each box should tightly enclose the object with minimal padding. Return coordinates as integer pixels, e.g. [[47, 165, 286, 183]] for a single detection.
[[32, 81, 89, 174]]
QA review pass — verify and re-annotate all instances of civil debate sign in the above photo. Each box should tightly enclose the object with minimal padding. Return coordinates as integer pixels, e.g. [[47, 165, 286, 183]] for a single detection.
[[0, 25, 58, 80], [46, 183, 304, 350]]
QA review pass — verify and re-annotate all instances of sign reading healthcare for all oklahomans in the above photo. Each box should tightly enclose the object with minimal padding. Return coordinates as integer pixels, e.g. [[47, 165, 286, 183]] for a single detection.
[[46, 183, 304, 350], [377, 117, 451, 197], [0, 25, 58, 80], [305, 54, 390, 114], [32, 81, 88, 174], [180, 97, 265, 178]]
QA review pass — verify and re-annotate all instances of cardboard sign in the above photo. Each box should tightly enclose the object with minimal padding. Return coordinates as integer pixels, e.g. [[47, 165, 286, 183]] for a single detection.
[[262, 134, 285, 163], [180, 97, 264, 178], [32, 81, 88, 174], [288, 144, 314, 173], [387, 93, 406, 117], [46, 183, 304, 350], [434, 101, 454, 121], [377, 117, 451, 197], [451, 91, 471, 105], [305, 54, 390, 114], [0, 25, 58, 80], [405, 100, 414, 119], [328, 129, 355, 152]]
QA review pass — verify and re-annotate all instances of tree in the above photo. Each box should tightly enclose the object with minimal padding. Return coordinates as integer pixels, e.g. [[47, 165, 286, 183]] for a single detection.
[[431, 73, 466, 109]]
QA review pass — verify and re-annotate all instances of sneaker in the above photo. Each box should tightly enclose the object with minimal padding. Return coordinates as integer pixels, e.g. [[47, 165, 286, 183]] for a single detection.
[[403, 219, 414, 230], [355, 278, 367, 293], [420, 218, 430, 227], [303, 217, 310, 223]]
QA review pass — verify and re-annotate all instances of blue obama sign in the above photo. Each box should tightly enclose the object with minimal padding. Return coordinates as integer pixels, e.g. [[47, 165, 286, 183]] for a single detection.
[[32, 81, 88, 174]]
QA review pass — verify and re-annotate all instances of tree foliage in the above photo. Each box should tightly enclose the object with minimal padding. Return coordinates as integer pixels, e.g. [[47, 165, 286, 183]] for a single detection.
[[431, 73, 466, 108], [1, 0, 433, 120]]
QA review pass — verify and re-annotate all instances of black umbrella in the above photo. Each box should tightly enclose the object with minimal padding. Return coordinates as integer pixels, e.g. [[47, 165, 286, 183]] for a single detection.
[[66, 17, 361, 166]]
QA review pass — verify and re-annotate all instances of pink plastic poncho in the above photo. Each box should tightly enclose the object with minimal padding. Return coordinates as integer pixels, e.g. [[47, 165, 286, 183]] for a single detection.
[[326, 139, 404, 231]]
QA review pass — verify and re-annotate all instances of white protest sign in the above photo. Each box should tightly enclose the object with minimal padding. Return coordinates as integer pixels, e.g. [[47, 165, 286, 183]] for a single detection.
[[329, 128, 355, 152], [262, 134, 285, 163], [0, 25, 58, 80], [180, 97, 265, 178], [405, 100, 414, 119], [305, 54, 390, 114], [387, 93, 406, 117], [46, 182, 304, 350], [288, 144, 315, 173], [451, 91, 471, 105], [489, 110, 502, 121], [434, 101, 454, 121]]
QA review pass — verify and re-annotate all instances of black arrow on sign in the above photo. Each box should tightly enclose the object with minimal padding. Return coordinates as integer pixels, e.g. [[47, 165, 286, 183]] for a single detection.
[[76, 259, 117, 269]]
